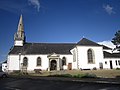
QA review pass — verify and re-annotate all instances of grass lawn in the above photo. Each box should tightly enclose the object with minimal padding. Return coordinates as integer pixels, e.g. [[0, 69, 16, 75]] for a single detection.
[[30, 69, 120, 78], [66, 69, 120, 78]]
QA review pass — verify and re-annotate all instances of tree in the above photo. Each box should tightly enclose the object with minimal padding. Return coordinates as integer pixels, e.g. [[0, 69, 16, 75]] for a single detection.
[[112, 30, 120, 51]]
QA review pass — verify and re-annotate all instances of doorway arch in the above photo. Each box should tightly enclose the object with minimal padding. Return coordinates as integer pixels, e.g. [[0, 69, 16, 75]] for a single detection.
[[50, 60, 57, 70]]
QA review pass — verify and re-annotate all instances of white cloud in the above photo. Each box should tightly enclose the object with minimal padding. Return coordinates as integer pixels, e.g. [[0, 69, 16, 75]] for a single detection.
[[28, 0, 40, 12], [98, 40, 115, 49], [103, 4, 115, 15], [0, 1, 27, 13]]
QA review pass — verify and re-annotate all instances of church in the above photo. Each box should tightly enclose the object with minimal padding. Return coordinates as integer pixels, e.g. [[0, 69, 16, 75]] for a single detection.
[[6, 15, 120, 73]]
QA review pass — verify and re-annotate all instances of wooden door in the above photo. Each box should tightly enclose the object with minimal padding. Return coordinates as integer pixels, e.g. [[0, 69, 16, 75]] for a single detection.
[[68, 63, 72, 70], [110, 61, 113, 69]]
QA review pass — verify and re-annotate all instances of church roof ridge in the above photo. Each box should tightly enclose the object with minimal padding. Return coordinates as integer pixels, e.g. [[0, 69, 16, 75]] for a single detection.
[[77, 38, 101, 46], [9, 42, 76, 55], [25, 42, 76, 45]]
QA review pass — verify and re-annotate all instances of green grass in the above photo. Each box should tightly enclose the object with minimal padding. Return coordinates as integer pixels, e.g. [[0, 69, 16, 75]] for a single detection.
[[9, 69, 120, 78]]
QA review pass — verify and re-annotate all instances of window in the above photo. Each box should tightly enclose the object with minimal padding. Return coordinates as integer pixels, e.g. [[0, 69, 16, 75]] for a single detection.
[[105, 61, 107, 64], [62, 57, 66, 66], [118, 60, 120, 65], [37, 57, 41, 66], [115, 60, 118, 66], [87, 49, 95, 64], [73, 50, 76, 62], [23, 57, 28, 67]]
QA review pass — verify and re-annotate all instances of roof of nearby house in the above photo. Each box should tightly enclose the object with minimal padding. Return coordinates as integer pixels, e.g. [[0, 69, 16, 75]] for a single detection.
[[77, 38, 101, 46], [9, 43, 76, 55], [104, 51, 120, 58], [102, 45, 112, 50]]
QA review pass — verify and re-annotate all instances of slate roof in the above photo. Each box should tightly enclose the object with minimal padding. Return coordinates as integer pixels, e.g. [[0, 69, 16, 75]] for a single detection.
[[104, 51, 120, 58], [9, 43, 76, 55], [9, 38, 112, 55], [77, 38, 112, 50], [77, 38, 101, 46]]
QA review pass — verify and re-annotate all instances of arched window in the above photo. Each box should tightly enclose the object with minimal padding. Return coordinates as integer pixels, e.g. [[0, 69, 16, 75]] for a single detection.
[[23, 57, 28, 67], [37, 57, 41, 66], [62, 57, 66, 66], [87, 49, 95, 64]]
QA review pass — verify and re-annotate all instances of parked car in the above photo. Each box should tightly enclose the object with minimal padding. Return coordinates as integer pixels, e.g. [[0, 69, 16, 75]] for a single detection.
[[0, 69, 7, 78]]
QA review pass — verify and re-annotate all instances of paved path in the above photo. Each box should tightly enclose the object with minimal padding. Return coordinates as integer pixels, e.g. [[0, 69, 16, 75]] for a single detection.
[[0, 77, 120, 90], [10, 75, 120, 84], [34, 76, 120, 84]]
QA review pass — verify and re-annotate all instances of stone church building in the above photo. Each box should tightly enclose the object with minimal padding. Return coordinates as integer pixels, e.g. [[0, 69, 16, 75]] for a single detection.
[[6, 15, 120, 73]]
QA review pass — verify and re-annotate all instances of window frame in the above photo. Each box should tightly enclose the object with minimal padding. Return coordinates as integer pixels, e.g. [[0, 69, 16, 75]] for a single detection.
[[118, 60, 120, 65], [62, 57, 66, 66], [115, 60, 118, 66], [23, 57, 28, 67], [36, 57, 42, 66], [105, 61, 107, 64], [87, 49, 95, 64]]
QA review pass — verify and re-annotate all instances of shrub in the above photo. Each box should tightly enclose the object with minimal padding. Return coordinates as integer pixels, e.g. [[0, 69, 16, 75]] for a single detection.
[[116, 68, 120, 70], [49, 74, 72, 77], [93, 67, 97, 70], [61, 74, 72, 77], [73, 74, 84, 78], [82, 73, 97, 78], [34, 69, 42, 74]]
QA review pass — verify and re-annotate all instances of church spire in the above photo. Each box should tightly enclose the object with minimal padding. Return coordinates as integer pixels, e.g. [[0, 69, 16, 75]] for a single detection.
[[17, 14, 24, 39], [18, 14, 24, 31], [14, 14, 25, 46]]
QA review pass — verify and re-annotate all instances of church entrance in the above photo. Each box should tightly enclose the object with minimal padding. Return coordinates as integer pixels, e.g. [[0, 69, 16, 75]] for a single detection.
[[50, 60, 57, 70]]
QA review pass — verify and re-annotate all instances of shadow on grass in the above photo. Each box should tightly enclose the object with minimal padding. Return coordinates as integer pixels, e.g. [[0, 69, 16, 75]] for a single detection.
[[48, 73, 97, 79]]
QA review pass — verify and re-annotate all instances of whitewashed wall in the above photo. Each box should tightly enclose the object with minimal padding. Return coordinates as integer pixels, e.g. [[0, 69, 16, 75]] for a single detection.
[[7, 55, 49, 72], [7, 55, 20, 71], [70, 48, 78, 69], [20, 55, 48, 71], [14, 40, 23, 46], [7, 54, 74, 72], [76, 46, 104, 69], [8, 46, 120, 72], [60, 55, 73, 69]]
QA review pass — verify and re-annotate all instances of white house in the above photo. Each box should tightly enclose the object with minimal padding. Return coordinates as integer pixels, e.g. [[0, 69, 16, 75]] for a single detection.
[[6, 15, 120, 73]]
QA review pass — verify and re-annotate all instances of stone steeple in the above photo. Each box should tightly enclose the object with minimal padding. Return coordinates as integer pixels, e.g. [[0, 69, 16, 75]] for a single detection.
[[14, 14, 25, 46]]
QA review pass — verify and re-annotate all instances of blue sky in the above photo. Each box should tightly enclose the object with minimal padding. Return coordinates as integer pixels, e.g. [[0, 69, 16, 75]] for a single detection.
[[0, 0, 120, 62]]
